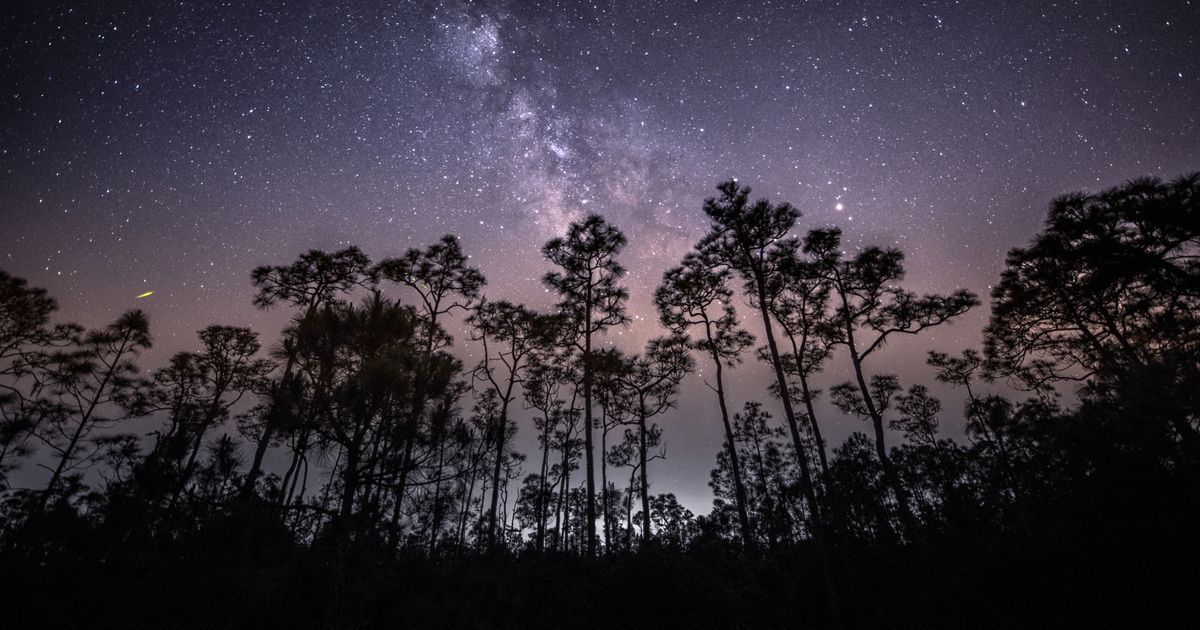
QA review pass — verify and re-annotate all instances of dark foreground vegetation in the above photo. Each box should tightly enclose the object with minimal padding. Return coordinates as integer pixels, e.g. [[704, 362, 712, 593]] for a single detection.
[[2, 175, 1198, 628]]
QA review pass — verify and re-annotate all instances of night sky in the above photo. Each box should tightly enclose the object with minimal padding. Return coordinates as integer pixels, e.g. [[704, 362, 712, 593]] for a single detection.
[[2, 1, 1198, 509]]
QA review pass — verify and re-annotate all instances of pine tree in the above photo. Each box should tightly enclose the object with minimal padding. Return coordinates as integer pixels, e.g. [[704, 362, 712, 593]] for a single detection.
[[542, 214, 630, 558]]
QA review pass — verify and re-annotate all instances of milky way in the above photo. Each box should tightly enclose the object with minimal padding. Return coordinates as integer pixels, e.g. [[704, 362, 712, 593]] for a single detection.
[[2, 1, 1197, 508]]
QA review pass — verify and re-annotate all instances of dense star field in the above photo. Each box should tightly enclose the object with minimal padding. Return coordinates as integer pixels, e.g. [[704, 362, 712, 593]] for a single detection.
[[1, 0, 1198, 510]]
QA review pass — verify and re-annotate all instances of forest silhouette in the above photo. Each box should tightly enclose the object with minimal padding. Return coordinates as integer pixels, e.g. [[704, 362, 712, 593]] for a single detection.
[[1, 175, 1198, 628]]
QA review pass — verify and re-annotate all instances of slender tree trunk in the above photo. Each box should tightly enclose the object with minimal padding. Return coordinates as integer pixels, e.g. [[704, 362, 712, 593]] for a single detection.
[[41, 408, 93, 511], [841, 306, 918, 538], [755, 278, 823, 524], [625, 465, 636, 551], [581, 288, 597, 558], [319, 447, 342, 514], [358, 426, 387, 511], [278, 442, 301, 505], [281, 427, 312, 507], [556, 449, 570, 551], [242, 352, 295, 501], [706, 323, 755, 551], [487, 398, 509, 548], [336, 439, 363, 551], [552, 467, 564, 550], [242, 413, 276, 500], [41, 337, 129, 510], [388, 317, 440, 544], [600, 418, 611, 553], [428, 429, 449, 554], [784, 329, 831, 481], [476, 470, 491, 536], [749, 439, 778, 550], [458, 438, 485, 548], [294, 455, 309, 506], [638, 411, 651, 547], [387, 432, 417, 547], [798, 371, 830, 479], [536, 414, 552, 552], [164, 428, 206, 513], [754, 270, 841, 628]]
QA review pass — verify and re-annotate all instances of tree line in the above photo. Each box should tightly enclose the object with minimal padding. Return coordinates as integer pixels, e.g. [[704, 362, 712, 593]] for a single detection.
[[1, 174, 1197, 627]]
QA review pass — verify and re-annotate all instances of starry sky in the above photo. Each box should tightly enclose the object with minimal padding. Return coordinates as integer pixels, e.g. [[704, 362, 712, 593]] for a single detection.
[[2, 1, 1198, 509]]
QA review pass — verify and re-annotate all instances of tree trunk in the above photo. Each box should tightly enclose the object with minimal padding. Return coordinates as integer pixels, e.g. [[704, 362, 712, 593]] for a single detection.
[[336, 440, 362, 552], [754, 269, 841, 628], [784, 329, 831, 482], [280, 427, 312, 507], [536, 414, 552, 553], [387, 431, 417, 547], [428, 429, 449, 554], [600, 418, 611, 553], [164, 429, 206, 514], [749, 438, 778, 550], [638, 407, 651, 547], [487, 398, 509, 548], [556, 459, 570, 551], [707, 323, 755, 551], [581, 289, 597, 558], [40, 409, 93, 511], [41, 336, 129, 511], [241, 352, 295, 501], [625, 465, 636, 552], [842, 313, 918, 538], [458, 438, 485, 548]]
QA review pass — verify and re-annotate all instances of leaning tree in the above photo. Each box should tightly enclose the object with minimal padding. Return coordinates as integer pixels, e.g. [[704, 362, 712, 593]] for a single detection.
[[807, 227, 978, 537], [655, 252, 757, 550], [697, 182, 827, 528], [36, 310, 152, 511]]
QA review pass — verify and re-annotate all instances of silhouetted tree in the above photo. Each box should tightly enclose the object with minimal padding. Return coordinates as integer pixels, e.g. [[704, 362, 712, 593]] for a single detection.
[[607, 423, 659, 549], [698, 182, 825, 528], [142, 326, 271, 516], [808, 226, 978, 536], [612, 336, 692, 546], [306, 293, 439, 549], [591, 347, 629, 552], [647, 493, 696, 548], [655, 253, 757, 550], [522, 350, 570, 552], [767, 243, 836, 482], [456, 390, 499, 548], [986, 174, 1200, 457], [893, 385, 942, 447], [0, 269, 78, 487], [415, 379, 465, 549], [377, 235, 485, 542], [377, 235, 486, 355], [467, 299, 547, 548], [34, 310, 151, 512], [542, 214, 630, 558], [826, 432, 893, 542], [698, 180, 839, 619], [718, 401, 803, 547], [242, 246, 374, 499]]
